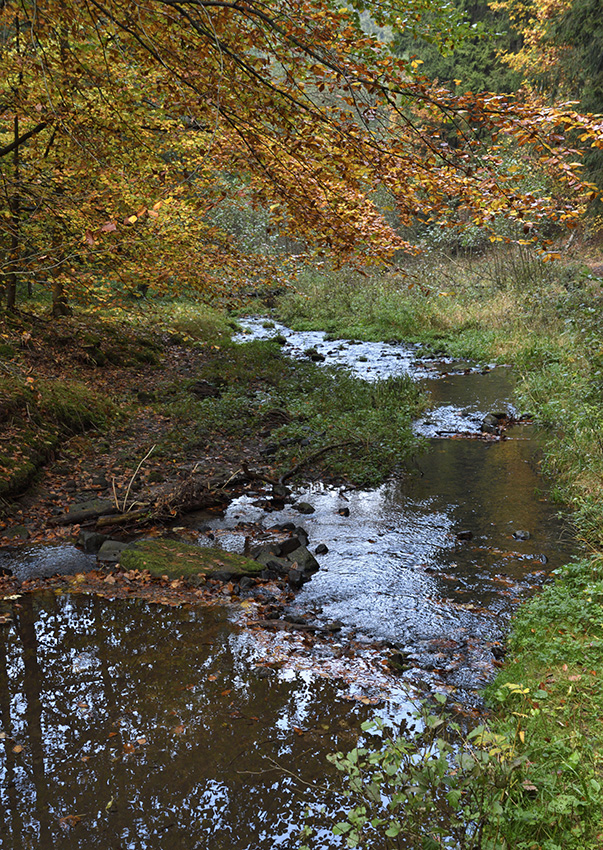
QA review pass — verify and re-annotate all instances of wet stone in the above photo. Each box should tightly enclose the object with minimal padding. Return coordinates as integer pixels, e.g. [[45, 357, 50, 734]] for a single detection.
[[513, 530, 531, 541], [294, 527, 309, 546], [272, 483, 292, 500], [288, 546, 320, 575], [294, 502, 315, 515], [97, 539, 129, 564], [278, 536, 303, 556], [287, 569, 307, 588], [315, 543, 329, 555], [77, 530, 108, 554], [3, 525, 30, 541]]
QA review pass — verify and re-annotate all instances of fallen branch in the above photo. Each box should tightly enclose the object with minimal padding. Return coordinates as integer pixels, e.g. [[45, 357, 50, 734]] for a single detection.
[[48, 504, 118, 526], [279, 440, 360, 483], [95, 507, 151, 528]]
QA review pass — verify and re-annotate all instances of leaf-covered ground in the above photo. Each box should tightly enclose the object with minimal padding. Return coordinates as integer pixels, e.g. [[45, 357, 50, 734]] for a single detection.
[[0, 302, 424, 547]]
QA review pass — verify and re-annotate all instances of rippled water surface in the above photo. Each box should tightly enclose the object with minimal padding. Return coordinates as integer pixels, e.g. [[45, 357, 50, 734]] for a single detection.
[[0, 318, 578, 849]]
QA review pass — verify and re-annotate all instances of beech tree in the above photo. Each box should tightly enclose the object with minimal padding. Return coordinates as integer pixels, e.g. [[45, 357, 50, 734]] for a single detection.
[[1, 0, 602, 311]]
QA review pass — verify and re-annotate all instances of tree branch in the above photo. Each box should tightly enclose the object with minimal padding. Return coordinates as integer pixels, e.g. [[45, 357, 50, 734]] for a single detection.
[[0, 122, 48, 159]]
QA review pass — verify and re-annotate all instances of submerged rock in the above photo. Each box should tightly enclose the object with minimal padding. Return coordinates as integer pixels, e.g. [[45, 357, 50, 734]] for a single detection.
[[294, 502, 315, 515]]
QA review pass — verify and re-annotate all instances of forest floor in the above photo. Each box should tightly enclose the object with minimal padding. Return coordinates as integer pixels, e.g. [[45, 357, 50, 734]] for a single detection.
[[0, 299, 424, 548]]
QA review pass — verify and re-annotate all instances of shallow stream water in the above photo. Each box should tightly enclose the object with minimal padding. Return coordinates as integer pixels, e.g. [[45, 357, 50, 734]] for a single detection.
[[0, 320, 577, 849]]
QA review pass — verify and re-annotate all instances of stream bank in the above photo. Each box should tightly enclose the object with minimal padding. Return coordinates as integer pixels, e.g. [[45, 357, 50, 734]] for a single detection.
[[0, 315, 581, 849]]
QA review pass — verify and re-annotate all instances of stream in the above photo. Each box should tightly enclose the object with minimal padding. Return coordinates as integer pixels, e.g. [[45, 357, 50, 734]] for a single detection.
[[0, 320, 577, 849]]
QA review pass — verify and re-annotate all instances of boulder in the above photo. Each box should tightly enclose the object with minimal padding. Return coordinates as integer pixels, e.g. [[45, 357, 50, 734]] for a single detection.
[[78, 530, 109, 554], [288, 546, 320, 575], [278, 536, 303, 556], [97, 540, 129, 564]]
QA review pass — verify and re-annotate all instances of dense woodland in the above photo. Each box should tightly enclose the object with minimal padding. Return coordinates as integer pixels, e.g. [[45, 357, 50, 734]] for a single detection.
[[0, 0, 602, 314]]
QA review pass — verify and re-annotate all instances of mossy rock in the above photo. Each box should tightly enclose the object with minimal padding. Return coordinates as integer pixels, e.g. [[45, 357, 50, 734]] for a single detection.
[[120, 538, 264, 580]]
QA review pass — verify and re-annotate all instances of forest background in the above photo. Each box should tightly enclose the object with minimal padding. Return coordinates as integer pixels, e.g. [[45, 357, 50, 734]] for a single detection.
[[2, 0, 603, 848]]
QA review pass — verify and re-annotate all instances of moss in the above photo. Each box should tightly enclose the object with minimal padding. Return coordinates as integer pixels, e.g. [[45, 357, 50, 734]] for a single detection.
[[120, 538, 264, 580]]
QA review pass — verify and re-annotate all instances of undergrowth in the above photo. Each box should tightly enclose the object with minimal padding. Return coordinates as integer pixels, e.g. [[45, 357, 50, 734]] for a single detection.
[[0, 376, 114, 499], [164, 338, 426, 487]]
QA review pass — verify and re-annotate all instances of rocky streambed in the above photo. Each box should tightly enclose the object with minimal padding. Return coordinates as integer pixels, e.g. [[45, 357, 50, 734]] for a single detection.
[[0, 319, 577, 850]]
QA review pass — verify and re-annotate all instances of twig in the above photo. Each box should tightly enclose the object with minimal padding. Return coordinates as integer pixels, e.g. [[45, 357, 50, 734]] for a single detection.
[[264, 756, 332, 793], [279, 440, 360, 483], [120, 444, 156, 512]]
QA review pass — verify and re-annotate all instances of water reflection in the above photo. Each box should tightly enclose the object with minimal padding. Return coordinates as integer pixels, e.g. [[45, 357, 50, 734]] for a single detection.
[[213, 435, 575, 695], [0, 593, 390, 850]]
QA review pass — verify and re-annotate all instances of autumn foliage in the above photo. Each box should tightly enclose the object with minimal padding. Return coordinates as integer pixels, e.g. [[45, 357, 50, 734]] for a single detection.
[[1, 0, 602, 310]]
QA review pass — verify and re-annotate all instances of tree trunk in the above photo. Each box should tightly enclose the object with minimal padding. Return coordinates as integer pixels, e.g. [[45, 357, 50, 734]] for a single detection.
[[6, 113, 20, 310], [51, 277, 72, 317]]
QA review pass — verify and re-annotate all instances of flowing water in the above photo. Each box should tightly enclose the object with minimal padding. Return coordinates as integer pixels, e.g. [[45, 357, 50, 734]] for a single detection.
[[0, 320, 577, 849]]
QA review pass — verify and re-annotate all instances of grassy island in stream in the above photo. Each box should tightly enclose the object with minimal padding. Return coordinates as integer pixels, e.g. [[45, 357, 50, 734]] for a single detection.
[[276, 250, 603, 849]]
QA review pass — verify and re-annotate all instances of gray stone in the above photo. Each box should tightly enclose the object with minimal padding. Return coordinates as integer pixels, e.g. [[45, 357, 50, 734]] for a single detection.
[[315, 543, 329, 555], [4, 525, 29, 541], [287, 569, 306, 588], [294, 502, 315, 515], [288, 546, 319, 575], [294, 527, 309, 547], [78, 530, 108, 553], [278, 536, 302, 556], [251, 543, 282, 565], [264, 557, 292, 575], [272, 483, 292, 500], [97, 540, 129, 564], [481, 412, 508, 434], [68, 498, 115, 515], [512, 530, 531, 541]]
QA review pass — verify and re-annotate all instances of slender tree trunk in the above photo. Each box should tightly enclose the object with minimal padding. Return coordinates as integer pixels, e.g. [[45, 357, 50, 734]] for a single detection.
[[6, 113, 20, 310], [0, 626, 24, 850], [51, 276, 72, 317]]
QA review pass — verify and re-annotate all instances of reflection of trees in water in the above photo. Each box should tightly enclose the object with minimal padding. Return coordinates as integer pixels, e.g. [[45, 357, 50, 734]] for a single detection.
[[0, 594, 354, 850]]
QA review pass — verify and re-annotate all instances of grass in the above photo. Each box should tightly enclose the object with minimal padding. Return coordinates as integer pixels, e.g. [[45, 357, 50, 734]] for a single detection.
[[163, 337, 427, 487], [276, 243, 603, 848], [0, 376, 114, 499]]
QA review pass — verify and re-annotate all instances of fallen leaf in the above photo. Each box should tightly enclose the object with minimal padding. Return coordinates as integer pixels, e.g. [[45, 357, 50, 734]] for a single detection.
[[59, 815, 81, 829], [12, 744, 23, 754], [171, 725, 184, 734]]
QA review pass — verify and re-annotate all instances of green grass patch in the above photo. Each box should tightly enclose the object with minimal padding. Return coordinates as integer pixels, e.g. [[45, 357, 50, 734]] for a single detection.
[[120, 538, 264, 579], [163, 338, 427, 487]]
